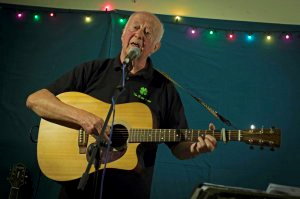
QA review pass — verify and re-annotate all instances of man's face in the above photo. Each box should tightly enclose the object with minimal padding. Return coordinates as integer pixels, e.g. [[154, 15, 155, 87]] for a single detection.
[[121, 13, 161, 61]]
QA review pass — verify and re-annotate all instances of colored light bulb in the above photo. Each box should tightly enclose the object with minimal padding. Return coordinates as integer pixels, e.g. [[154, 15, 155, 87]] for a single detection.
[[175, 16, 181, 22], [285, 34, 290, 39], [17, 13, 23, 18], [85, 16, 92, 23]]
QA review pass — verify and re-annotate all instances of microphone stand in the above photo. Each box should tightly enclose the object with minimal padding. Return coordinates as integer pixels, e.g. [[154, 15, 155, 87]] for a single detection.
[[77, 62, 131, 191]]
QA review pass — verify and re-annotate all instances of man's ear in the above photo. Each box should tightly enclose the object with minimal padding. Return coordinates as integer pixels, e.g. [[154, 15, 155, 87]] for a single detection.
[[152, 42, 161, 53]]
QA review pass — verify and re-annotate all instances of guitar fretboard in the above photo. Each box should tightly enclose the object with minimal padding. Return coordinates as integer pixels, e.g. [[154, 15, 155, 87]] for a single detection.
[[128, 129, 241, 143]]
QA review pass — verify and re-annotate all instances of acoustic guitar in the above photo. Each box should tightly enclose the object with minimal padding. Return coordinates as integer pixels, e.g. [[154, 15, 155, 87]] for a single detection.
[[37, 92, 281, 181]]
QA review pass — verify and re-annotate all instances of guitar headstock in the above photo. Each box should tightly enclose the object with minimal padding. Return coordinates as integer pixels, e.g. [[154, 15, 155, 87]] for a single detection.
[[7, 163, 27, 189], [241, 128, 281, 148]]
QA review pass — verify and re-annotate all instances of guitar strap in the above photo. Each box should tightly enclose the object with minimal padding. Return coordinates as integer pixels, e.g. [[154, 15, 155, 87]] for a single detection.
[[157, 69, 237, 129]]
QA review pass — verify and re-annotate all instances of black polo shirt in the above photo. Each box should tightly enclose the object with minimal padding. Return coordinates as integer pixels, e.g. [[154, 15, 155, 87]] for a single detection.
[[46, 55, 188, 198], [47, 56, 188, 132]]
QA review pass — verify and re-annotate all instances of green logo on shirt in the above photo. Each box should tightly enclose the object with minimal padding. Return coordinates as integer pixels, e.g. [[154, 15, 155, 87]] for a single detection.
[[139, 87, 148, 96], [134, 86, 152, 103]]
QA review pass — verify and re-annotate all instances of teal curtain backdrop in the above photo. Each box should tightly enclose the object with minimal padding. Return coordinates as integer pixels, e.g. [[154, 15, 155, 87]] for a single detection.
[[1, 3, 300, 199]]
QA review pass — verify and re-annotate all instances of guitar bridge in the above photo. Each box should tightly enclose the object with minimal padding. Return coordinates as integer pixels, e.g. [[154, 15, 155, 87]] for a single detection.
[[78, 128, 89, 154]]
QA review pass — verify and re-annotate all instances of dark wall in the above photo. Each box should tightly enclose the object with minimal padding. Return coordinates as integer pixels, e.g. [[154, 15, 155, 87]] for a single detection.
[[1, 4, 300, 199]]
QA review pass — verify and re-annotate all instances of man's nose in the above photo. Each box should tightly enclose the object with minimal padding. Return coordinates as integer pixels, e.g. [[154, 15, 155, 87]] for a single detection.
[[134, 28, 144, 39]]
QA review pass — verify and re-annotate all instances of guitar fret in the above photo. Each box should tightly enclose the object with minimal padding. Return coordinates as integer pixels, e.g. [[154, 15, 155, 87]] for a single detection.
[[141, 129, 144, 142], [130, 129, 132, 142], [158, 129, 160, 141], [132, 129, 135, 142], [186, 130, 189, 141], [139, 129, 141, 142], [138, 129, 140, 142], [174, 130, 176, 141], [139, 129, 142, 141], [159, 129, 161, 142], [159, 129, 162, 142], [221, 128, 226, 143], [149, 130, 155, 142], [153, 129, 155, 142], [135, 129, 137, 142], [191, 130, 194, 142], [129, 129, 132, 142]]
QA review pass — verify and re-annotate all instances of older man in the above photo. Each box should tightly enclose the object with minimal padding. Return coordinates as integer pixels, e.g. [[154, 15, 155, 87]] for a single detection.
[[27, 11, 216, 199]]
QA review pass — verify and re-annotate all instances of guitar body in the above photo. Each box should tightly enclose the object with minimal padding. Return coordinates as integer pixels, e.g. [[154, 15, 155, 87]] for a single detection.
[[37, 92, 153, 181]]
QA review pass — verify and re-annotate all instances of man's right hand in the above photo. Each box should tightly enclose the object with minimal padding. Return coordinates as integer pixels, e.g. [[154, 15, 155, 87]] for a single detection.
[[78, 112, 111, 143]]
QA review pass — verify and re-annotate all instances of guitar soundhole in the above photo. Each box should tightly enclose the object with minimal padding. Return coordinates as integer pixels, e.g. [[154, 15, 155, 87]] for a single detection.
[[111, 124, 128, 150], [86, 124, 128, 164]]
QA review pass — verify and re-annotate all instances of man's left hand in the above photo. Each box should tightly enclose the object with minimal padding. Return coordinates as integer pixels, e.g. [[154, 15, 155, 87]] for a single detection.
[[190, 123, 217, 154]]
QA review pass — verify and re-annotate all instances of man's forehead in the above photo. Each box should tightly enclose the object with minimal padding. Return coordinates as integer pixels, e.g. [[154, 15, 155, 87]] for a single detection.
[[129, 14, 160, 27]]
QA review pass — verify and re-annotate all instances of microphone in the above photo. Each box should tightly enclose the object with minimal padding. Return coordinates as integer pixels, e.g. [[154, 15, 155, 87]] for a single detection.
[[123, 47, 141, 65]]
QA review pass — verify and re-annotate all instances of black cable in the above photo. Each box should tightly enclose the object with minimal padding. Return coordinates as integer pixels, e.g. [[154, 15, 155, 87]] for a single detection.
[[28, 125, 39, 143], [32, 168, 42, 199], [98, 97, 116, 199], [28, 124, 42, 199]]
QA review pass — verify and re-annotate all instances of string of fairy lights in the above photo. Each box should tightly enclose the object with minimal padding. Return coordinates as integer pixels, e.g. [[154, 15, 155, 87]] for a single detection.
[[171, 16, 300, 43], [10, 4, 300, 43]]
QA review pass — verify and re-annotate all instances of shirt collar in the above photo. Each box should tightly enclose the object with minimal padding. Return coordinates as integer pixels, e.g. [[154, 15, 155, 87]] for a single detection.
[[113, 55, 154, 80]]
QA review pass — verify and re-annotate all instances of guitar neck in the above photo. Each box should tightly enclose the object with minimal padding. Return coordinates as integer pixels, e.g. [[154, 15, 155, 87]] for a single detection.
[[128, 129, 241, 143], [9, 187, 19, 199]]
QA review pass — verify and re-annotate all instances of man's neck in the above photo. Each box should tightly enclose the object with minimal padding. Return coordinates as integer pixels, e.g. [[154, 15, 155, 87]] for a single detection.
[[130, 59, 147, 74], [120, 52, 148, 74]]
